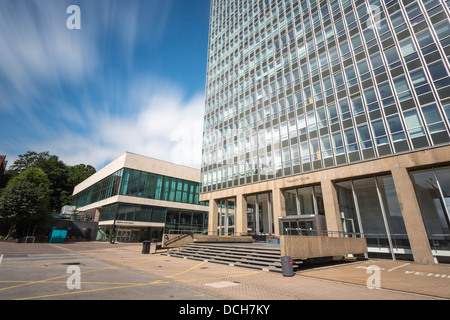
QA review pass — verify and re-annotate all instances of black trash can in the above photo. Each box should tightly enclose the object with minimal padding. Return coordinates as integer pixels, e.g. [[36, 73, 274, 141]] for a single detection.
[[142, 240, 151, 254], [281, 256, 294, 277]]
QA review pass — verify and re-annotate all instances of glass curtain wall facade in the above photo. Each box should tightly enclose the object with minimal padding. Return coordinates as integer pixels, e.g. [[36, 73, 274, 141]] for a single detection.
[[201, 0, 450, 193], [72, 168, 208, 209]]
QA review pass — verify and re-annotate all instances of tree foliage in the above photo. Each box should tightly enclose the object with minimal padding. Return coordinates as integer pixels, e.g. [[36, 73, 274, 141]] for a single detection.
[[4, 151, 96, 212], [0, 179, 45, 238]]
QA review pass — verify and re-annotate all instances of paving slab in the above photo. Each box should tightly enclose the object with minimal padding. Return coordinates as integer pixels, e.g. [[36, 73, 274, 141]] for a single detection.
[[1, 242, 448, 301], [299, 259, 450, 299]]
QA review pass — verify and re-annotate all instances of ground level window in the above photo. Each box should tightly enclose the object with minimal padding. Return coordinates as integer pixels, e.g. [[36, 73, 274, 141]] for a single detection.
[[410, 166, 450, 263], [335, 175, 410, 261]]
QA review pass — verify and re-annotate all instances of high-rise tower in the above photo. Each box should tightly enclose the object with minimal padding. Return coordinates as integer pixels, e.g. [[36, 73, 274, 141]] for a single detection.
[[200, 0, 450, 264]]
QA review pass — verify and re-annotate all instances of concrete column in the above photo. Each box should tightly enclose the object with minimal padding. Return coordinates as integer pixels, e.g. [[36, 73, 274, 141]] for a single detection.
[[321, 178, 343, 237], [208, 199, 219, 236], [272, 187, 286, 236], [94, 208, 101, 222], [235, 194, 247, 236], [391, 166, 435, 264]]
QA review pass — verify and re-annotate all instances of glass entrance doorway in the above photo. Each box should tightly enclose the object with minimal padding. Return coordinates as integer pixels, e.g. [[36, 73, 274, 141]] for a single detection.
[[247, 192, 274, 235], [279, 215, 327, 236], [218, 198, 235, 236]]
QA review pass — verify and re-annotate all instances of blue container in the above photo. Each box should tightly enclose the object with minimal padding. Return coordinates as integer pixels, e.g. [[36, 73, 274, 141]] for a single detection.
[[49, 230, 68, 243]]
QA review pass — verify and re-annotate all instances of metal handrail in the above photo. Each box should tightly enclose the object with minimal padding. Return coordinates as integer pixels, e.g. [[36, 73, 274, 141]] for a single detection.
[[167, 228, 207, 235]]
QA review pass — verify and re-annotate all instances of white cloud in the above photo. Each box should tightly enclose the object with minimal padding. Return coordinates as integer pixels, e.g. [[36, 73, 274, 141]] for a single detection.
[[43, 84, 205, 170], [0, 0, 205, 171]]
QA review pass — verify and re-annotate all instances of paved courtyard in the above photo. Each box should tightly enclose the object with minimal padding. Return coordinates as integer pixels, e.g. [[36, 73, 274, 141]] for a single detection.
[[0, 242, 449, 303]]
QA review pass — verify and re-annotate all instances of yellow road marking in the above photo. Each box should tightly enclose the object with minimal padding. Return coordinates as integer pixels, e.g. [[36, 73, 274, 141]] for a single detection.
[[0, 280, 156, 285], [0, 265, 122, 292], [166, 261, 206, 278], [0, 258, 95, 271], [14, 279, 169, 300]]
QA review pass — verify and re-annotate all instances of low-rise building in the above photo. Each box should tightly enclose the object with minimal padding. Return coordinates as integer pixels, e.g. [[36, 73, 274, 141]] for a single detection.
[[72, 152, 208, 243]]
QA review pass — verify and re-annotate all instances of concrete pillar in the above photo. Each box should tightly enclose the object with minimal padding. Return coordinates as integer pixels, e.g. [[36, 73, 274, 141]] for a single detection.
[[208, 199, 219, 236], [391, 166, 435, 264], [272, 187, 286, 236], [94, 208, 101, 222], [235, 194, 247, 236], [321, 178, 343, 237]]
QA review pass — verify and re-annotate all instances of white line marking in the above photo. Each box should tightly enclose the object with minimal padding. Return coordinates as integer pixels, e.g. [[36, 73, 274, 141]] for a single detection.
[[387, 263, 410, 272]]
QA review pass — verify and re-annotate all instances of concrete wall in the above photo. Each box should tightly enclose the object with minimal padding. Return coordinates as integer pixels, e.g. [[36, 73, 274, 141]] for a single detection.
[[193, 235, 253, 243], [280, 235, 368, 260], [162, 234, 195, 248]]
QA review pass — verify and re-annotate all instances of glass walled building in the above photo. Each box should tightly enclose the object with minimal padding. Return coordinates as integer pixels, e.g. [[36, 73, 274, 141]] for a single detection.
[[72, 152, 208, 243], [200, 0, 450, 264]]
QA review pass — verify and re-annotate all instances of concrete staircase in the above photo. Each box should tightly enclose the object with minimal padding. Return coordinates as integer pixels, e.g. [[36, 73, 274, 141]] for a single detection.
[[161, 243, 294, 273]]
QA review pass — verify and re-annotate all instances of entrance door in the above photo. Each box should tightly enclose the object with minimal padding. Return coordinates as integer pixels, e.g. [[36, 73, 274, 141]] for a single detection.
[[117, 230, 131, 242], [247, 192, 274, 235]]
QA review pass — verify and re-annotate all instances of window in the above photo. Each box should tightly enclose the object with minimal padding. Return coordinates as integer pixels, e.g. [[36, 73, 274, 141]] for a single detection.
[[344, 128, 359, 152], [339, 98, 351, 120], [357, 124, 373, 149], [364, 87, 379, 111], [351, 96, 364, 115], [332, 132, 345, 155], [371, 119, 389, 146], [399, 38, 416, 58], [387, 115, 407, 142], [428, 60, 449, 82], [404, 109, 426, 139]]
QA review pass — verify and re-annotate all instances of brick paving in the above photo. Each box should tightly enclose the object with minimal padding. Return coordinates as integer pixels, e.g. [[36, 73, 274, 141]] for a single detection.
[[1, 242, 449, 300]]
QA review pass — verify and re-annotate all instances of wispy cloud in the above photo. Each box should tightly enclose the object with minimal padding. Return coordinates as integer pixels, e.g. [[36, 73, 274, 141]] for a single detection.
[[43, 81, 205, 169], [0, 0, 205, 171]]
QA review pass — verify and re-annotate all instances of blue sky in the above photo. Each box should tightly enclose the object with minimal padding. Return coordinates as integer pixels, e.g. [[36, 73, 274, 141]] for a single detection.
[[0, 0, 210, 170]]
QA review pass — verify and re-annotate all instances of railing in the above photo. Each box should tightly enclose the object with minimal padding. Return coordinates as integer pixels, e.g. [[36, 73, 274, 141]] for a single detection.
[[430, 234, 450, 254], [167, 229, 208, 235]]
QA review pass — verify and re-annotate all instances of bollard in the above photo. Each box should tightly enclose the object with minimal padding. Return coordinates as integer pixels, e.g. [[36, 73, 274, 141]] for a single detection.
[[142, 240, 151, 254], [281, 256, 294, 277]]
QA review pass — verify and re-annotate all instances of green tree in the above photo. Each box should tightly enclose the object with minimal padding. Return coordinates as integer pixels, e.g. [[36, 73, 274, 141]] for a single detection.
[[7, 151, 96, 212], [0, 180, 46, 239], [0, 168, 52, 238], [8, 151, 51, 174], [64, 164, 96, 206], [67, 164, 97, 186]]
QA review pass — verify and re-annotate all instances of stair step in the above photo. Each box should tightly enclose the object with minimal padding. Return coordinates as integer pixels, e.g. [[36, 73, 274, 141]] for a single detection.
[[178, 247, 280, 260], [163, 252, 283, 272], [160, 242, 294, 273], [168, 250, 281, 265], [186, 243, 281, 253]]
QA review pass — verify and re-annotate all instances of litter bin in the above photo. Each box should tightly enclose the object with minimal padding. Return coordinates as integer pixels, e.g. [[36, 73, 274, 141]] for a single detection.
[[142, 240, 151, 254], [281, 256, 294, 277]]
